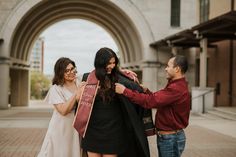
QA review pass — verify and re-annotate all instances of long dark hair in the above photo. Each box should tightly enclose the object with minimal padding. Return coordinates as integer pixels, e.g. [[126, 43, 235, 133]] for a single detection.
[[52, 57, 76, 85], [94, 47, 119, 103]]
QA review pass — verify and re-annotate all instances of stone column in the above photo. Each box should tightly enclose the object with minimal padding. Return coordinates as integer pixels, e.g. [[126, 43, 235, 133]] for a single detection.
[[171, 47, 178, 55], [141, 61, 159, 91], [0, 57, 10, 109], [199, 38, 208, 88], [10, 69, 29, 107]]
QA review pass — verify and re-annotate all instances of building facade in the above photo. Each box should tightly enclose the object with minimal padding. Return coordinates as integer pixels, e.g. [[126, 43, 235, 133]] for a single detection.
[[0, 0, 235, 108], [151, 0, 236, 107], [203, 0, 236, 107], [30, 37, 44, 73]]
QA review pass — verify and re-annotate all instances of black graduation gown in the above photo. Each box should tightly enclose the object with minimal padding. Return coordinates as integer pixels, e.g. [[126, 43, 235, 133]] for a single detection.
[[117, 74, 150, 157], [80, 73, 150, 157]]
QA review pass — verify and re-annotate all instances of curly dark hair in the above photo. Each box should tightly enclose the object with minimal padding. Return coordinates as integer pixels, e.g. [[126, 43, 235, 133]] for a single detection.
[[52, 57, 76, 85], [94, 47, 119, 103]]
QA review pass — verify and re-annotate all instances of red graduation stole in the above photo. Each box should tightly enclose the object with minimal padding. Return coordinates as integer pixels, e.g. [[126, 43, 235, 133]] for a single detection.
[[73, 70, 99, 137], [73, 69, 138, 137]]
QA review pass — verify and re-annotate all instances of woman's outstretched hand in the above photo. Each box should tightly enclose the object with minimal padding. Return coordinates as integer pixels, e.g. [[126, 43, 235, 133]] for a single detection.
[[76, 81, 87, 101], [121, 69, 137, 77], [120, 69, 140, 83]]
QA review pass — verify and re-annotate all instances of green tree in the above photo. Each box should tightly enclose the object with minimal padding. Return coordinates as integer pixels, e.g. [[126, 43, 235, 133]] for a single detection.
[[30, 72, 51, 100]]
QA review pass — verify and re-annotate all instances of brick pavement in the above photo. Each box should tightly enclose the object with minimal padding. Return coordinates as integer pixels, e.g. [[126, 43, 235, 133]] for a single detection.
[[183, 125, 236, 157], [0, 107, 236, 157], [148, 125, 236, 157], [0, 128, 46, 157]]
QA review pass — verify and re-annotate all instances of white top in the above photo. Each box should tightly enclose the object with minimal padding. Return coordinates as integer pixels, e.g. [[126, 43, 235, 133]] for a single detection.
[[38, 83, 81, 157]]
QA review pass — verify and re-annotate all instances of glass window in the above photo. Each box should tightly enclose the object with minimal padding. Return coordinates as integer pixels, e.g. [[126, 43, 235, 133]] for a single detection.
[[171, 0, 181, 27], [200, 0, 209, 23]]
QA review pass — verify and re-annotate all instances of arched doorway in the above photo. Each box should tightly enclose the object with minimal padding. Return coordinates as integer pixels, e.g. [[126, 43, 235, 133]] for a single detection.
[[0, 0, 156, 108]]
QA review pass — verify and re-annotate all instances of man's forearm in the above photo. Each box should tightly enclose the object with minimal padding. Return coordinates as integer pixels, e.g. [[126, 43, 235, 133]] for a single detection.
[[123, 88, 155, 109]]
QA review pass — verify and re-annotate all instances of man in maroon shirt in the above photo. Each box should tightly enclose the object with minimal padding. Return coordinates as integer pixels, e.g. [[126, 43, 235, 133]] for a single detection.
[[115, 55, 190, 157]]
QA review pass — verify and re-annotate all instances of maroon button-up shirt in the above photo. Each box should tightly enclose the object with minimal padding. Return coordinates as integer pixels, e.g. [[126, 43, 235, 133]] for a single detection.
[[123, 78, 190, 131]]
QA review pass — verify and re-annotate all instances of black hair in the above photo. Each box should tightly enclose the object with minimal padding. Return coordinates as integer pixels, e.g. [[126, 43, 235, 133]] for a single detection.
[[94, 47, 119, 103], [173, 55, 188, 74]]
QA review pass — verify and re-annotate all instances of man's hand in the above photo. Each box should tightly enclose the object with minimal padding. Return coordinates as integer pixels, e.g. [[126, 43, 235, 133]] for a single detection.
[[115, 83, 126, 94]]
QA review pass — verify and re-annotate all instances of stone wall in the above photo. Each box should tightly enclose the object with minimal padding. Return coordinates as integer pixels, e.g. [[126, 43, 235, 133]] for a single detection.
[[0, 0, 21, 31]]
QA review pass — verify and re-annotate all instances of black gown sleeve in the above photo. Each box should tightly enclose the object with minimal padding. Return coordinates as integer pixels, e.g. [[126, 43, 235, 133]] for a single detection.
[[118, 74, 150, 157]]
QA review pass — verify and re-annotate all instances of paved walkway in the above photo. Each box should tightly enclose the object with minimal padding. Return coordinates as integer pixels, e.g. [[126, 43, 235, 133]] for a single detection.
[[0, 101, 236, 157]]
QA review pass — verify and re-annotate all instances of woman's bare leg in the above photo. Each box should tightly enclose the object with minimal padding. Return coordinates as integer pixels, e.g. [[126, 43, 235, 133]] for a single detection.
[[87, 152, 102, 157], [103, 154, 117, 157], [87, 152, 117, 157]]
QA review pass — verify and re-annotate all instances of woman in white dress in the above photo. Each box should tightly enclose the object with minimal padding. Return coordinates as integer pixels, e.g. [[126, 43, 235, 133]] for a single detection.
[[38, 57, 84, 157]]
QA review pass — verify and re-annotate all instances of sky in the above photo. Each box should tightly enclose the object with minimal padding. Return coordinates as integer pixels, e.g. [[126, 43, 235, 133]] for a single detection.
[[40, 19, 118, 76]]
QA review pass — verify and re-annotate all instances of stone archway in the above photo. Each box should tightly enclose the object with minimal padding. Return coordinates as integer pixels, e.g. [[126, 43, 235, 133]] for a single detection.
[[0, 0, 156, 108], [10, 0, 146, 66]]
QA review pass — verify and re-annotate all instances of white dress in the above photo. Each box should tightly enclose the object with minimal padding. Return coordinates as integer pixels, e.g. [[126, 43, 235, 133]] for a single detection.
[[38, 84, 81, 157]]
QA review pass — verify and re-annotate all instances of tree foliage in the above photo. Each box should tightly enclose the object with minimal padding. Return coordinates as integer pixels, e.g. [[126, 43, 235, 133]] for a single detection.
[[30, 72, 51, 99]]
